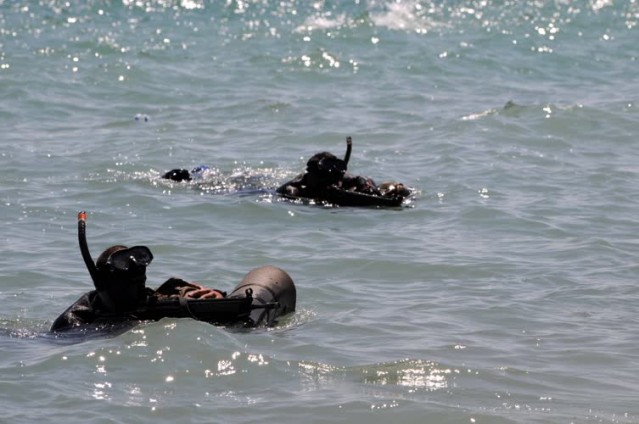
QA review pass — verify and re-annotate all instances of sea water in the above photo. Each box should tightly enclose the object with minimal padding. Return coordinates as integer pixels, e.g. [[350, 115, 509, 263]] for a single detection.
[[1, 1, 638, 423]]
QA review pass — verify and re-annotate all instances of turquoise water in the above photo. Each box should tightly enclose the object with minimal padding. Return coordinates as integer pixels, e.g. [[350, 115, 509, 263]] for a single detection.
[[1, 1, 638, 422]]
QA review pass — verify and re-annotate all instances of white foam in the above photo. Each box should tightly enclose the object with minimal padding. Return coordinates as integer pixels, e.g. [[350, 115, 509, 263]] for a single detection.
[[370, 0, 442, 33]]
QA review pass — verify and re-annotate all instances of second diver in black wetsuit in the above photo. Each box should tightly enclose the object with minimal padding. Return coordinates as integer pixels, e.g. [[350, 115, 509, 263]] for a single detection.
[[276, 136, 411, 204]]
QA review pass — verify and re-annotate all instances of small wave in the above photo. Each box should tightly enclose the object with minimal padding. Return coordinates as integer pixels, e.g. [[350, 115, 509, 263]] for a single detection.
[[294, 13, 349, 33], [295, 358, 453, 392], [369, 0, 444, 33], [121, 0, 204, 11], [349, 358, 452, 391], [0, 326, 41, 339]]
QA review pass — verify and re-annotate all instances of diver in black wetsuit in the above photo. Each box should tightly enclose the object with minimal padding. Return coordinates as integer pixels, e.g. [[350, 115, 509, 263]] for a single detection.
[[50, 212, 296, 333], [50, 244, 224, 332], [276, 136, 411, 203]]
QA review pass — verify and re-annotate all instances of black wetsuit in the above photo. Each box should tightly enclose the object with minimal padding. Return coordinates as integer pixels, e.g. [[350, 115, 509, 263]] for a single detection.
[[276, 172, 381, 198], [50, 278, 213, 332]]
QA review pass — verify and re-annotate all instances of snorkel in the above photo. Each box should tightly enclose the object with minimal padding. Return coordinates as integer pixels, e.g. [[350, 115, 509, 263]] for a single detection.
[[77, 211, 104, 291], [343, 136, 352, 169]]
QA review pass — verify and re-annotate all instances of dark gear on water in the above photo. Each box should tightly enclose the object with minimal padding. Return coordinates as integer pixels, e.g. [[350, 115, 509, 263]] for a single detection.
[[161, 165, 210, 182], [162, 168, 192, 182]]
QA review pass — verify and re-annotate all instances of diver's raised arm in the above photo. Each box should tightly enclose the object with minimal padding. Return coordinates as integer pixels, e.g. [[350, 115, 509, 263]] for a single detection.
[[343, 136, 352, 168], [77, 211, 103, 290]]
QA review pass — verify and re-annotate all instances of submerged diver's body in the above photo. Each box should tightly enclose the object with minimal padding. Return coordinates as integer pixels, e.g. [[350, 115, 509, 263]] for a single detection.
[[276, 136, 411, 203], [161, 138, 411, 204], [50, 245, 223, 332]]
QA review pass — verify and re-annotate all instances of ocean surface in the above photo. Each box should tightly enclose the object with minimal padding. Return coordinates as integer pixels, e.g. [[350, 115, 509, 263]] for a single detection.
[[1, 0, 638, 422]]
